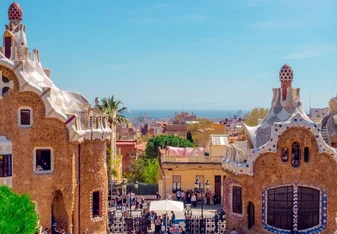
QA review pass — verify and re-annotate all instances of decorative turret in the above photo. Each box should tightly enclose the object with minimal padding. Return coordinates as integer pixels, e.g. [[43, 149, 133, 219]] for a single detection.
[[2, 3, 29, 60], [279, 64, 293, 100], [8, 2, 23, 24]]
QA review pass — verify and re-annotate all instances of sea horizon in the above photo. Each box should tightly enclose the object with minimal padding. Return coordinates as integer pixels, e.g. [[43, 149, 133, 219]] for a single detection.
[[124, 109, 249, 119]]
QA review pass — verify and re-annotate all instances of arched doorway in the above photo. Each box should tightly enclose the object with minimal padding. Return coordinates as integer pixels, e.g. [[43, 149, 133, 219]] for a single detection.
[[51, 190, 68, 231]]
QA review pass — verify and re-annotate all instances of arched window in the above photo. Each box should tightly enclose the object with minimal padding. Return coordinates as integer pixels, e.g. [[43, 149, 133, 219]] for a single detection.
[[291, 142, 300, 168], [281, 147, 288, 162], [263, 185, 325, 233], [304, 147, 309, 163]]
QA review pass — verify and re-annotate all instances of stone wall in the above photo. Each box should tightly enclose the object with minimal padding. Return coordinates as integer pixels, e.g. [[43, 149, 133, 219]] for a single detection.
[[225, 127, 337, 233], [0, 65, 109, 234], [78, 140, 108, 234], [0, 66, 75, 230]]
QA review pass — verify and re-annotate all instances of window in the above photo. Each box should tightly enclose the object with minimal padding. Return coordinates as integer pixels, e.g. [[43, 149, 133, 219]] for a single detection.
[[172, 175, 181, 193], [267, 186, 293, 230], [34, 148, 53, 174], [304, 147, 309, 163], [196, 175, 204, 190], [297, 187, 320, 230], [5, 37, 11, 59], [281, 147, 288, 162], [263, 185, 325, 233], [18, 107, 33, 128], [232, 186, 242, 214], [0, 154, 12, 177], [92, 191, 102, 218], [291, 142, 300, 168]]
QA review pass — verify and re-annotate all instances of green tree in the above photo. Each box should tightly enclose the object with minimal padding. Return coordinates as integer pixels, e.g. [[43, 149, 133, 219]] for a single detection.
[[99, 95, 129, 125], [243, 107, 269, 126], [145, 135, 194, 158], [0, 186, 39, 234], [99, 96, 129, 181], [123, 156, 158, 184]]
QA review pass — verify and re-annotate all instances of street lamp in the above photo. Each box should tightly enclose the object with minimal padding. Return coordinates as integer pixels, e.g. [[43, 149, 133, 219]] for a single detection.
[[195, 179, 210, 219]]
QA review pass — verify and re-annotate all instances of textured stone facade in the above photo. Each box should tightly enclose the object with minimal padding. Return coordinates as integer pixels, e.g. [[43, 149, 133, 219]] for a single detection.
[[0, 63, 108, 233], [224, 127, 337, 233]]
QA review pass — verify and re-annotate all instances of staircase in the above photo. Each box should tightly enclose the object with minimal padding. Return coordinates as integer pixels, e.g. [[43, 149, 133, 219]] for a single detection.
[[321, 123, 329, 144]]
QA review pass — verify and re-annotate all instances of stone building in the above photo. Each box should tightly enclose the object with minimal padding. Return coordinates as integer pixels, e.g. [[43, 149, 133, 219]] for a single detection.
[[222, 64, 337, 233], [0, 3, 111, 234], [158, 145, 226, 204]]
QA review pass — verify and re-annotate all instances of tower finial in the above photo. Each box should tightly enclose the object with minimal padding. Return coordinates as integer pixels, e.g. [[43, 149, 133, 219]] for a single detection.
[[279, 64, 293, 100], [8, 2, 23, 23]]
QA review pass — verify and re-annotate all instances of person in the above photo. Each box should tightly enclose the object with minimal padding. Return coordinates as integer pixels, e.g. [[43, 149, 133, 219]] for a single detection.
[[181, 190, 185, 203], [154, 215, 162, 234], [176, 190, 181, 201], [230, 228, 239, 234], [214, 213, 219, 233], [52, 226, 59, 234], [212, 193, 217, 204], [130, 229, 136, 234], [122, 203, 127, 217], [191, 193, 197, 207], [156, 192, 161, 200], [186, 191, 191, 204], [206, 190, 211, 205], [168, 193, 172, 200], [170, 211, 176, 227]]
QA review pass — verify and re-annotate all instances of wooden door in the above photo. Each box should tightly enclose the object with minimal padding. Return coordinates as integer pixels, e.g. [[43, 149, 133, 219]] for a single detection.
[[214, 176, 221, 204], [248, 201, 255, 229]]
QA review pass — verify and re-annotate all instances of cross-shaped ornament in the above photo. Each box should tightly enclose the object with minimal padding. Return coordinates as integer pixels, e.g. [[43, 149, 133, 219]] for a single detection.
[[0, 71, 14, 99]]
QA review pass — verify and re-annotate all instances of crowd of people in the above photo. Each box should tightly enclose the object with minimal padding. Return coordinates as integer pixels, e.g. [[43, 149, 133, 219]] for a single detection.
[[110, 192, 147, 217], [165, 189, 218, 207]]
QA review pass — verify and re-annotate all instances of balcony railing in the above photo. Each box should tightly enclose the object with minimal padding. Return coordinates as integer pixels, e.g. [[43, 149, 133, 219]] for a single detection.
[[161, 156, 223, 164]]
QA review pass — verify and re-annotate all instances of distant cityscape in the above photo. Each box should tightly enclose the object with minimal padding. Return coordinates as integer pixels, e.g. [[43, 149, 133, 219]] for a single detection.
[[125, 110, 247, 123]]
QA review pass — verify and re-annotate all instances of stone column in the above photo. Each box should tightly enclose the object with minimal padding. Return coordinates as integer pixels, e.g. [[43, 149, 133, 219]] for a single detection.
[[67, 212, 73, 234]]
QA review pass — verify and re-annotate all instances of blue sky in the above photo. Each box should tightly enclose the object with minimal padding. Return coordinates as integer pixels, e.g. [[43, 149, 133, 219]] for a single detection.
[[1, 0, 337, 111]]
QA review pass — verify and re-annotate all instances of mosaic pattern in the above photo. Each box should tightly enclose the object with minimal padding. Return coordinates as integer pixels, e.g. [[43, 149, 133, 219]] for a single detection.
[[222, 65, 337, 175], [0, 72, 13, 99], [261, 183, 327, 234], [279, 64, 293, 82], [8, 2, 23, 21], [0, 10, 112, 142], [223, 111, 337, 175]]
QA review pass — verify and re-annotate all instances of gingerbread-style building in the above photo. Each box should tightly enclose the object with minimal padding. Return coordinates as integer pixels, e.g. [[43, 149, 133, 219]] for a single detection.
[[222, 64, 337, 233], [0, 3, 111, 234]]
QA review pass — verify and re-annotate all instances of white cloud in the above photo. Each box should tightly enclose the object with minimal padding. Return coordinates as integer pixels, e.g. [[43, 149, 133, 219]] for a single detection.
[[282, 45, 337, 60]]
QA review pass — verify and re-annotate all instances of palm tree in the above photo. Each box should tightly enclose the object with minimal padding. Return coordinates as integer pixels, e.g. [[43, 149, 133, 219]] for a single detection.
[[98, 96, 129, 183], [99, 96, 129, 125]]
